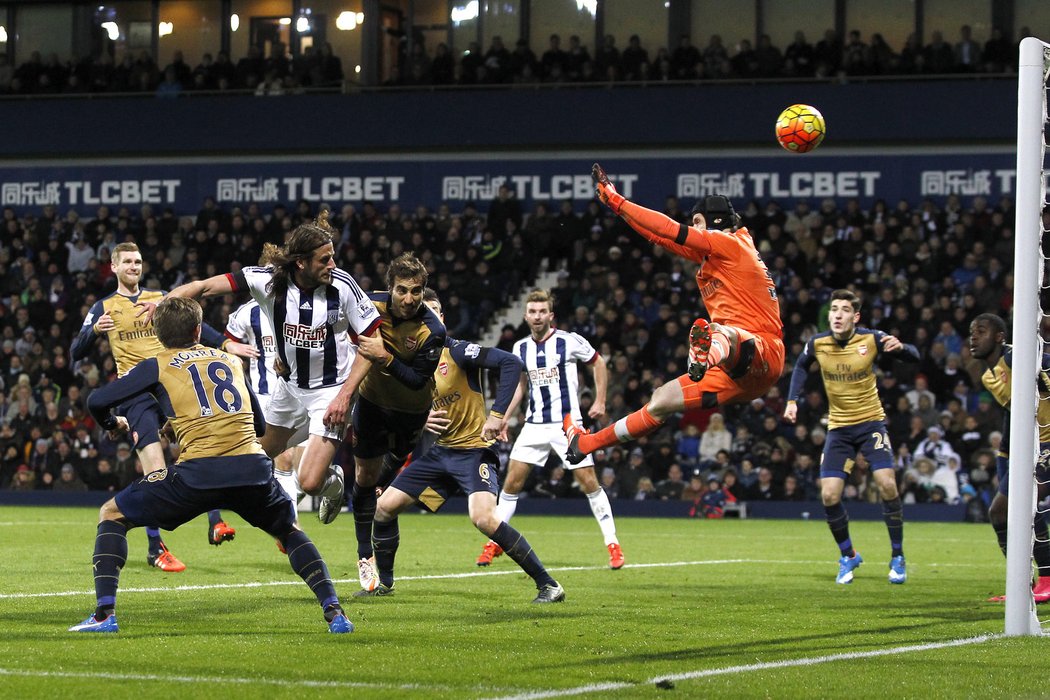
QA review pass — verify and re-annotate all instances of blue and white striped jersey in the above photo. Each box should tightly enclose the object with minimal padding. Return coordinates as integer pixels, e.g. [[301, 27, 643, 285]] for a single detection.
[[514, 329, 598, 425], [225, 300, 277, 398], [231, 266, 380, 389]]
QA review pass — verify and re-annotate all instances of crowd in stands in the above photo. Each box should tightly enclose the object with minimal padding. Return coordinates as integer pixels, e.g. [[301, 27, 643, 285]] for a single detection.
[[0, 182, 1031, 521], [0, 22, 1028, 96]]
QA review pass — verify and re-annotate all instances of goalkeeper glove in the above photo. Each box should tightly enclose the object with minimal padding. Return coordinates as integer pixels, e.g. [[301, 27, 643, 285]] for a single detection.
[[591, 162, 625, 215]]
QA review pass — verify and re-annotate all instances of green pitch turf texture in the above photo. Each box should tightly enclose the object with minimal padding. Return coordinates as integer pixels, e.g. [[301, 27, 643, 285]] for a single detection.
[[1, 505, 1045, 699]]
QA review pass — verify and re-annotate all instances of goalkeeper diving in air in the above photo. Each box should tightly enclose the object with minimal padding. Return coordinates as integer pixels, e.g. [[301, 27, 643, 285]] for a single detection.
[[564, 163, 785, 464]]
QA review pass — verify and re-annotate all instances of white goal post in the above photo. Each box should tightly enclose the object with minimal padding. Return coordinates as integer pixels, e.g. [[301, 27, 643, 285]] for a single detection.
[[1006, 35, 1050, 636]]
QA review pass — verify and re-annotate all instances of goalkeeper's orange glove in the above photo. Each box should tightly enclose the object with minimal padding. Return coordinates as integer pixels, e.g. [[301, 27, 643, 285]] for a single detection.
[[592, 162, 625, 215]]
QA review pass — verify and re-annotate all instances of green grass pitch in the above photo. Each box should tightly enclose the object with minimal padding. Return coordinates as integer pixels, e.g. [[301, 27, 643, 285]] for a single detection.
[[0, 505, 1046, 699]]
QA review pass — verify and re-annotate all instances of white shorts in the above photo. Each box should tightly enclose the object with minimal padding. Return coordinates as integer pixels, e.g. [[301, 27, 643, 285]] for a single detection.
[[267, 379, 342, 441], [255, 392, 272, 418], [257, 391, 312, 446], [509, 421, 594, 469]]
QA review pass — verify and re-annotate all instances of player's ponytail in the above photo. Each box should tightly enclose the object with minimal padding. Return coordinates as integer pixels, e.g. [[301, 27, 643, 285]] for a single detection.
[[258, 243, 281, 267], [266, 209, 336, 298]]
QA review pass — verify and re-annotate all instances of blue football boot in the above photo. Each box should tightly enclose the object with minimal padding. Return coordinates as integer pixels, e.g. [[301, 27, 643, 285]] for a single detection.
[[888, 555, 907, 584], [836, 552, 863, 584], [69, 613, 119, 633]]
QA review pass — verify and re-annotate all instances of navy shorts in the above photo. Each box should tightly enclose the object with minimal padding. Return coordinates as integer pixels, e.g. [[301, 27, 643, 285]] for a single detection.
[[389, 445, 500, 513], [352, 395, 427, 461], [115, 466, 296, 535], [996, 443, 1050, 496], [121, 393, 165, 449], [820, 420, 894, 479]]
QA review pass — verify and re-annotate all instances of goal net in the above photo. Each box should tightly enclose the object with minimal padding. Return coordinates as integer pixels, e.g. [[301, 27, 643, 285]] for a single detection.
[[1006, 36, 1050, 636]]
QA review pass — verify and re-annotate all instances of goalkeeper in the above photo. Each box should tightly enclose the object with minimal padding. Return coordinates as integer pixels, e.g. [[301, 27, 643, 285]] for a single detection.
[[564, 163, 784, 464]]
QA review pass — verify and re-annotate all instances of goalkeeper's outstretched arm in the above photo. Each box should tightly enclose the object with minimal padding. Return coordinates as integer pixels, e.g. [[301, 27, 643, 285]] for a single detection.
[[591, 162, 711, 263]]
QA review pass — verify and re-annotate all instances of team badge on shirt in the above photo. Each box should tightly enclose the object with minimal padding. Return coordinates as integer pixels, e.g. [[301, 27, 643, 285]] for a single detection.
[[327, 310, 339, 326], [858, 345, 867, 356], [438, 361, 448, 376], [405, 336, 418, 351]]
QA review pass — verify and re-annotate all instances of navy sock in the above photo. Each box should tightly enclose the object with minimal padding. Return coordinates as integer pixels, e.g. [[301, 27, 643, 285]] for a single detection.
[[1034, 513, 1050, 577], [93, 520, 128, 618], [992, 519, 1009, 557], [882, 497, 904, 557], [207, 510, 222, 527], [281, 530, 338, 608], [145, 527, 162, 552], [824, 502, 854, 557], [491, 522, 556, 588], [351, 482, 377, 560], [371, 518, 399, 588]]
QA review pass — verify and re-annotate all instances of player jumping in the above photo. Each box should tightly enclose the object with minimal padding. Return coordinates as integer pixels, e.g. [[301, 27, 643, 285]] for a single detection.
[[564, 164, 785, 465]]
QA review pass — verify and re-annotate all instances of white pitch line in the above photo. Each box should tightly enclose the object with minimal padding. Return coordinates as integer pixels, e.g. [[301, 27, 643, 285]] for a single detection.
[[0, 667, 462, 693], [483, 634, 1003, 700], [0, 559, 751, 600], [0, 558, 990, 600]]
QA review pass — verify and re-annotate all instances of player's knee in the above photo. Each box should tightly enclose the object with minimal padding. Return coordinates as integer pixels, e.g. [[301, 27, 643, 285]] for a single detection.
[[374, 501, 395, 523], [98, 498, 125, 523], [297, 469, 325, 494], [574, 468, 599, 492], [471, 511, 500, 536], [878, 480, 900, 501], [820, 490, 841, 507], [648, 384, 683, 420]]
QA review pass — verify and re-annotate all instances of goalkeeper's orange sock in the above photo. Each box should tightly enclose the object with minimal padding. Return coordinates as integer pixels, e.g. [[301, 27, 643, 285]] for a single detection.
[[577, 405, 663, 454]]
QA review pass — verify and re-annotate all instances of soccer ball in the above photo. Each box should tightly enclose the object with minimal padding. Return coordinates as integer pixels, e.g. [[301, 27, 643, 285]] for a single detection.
[[775, 104, 826, 153]]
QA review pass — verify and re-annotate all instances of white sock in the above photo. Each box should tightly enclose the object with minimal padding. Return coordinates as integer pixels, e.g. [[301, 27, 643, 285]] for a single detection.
[[495, 490, 518, 525], [319, 464, 344, 499], [587, 488, 618, 545], [274, 468, 299, 515], [292, 469, 305, 504]]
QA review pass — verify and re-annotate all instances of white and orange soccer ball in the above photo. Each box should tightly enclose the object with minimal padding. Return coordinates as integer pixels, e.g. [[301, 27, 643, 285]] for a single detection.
[[775, 104, 826, 153]]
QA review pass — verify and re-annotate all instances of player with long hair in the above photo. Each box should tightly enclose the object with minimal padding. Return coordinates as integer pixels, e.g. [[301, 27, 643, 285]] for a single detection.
[[146, 210, 381, 535]]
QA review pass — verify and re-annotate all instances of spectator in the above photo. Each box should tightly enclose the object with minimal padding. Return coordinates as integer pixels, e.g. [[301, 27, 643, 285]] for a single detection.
[[698, 413, 732, 467], [681, 468, 706, 502], [675, 424, 701, 467], [634, 476, 656, 500], [693, 475, 728, 518], [52, 462, 88, 491], [745, 466, 780, 500], [923, 30, 956, 74], [656, 462, 687, 500], [540, 34, 568, 79], [8, 463, 34, 491], [914, 425, 960, 471], [532, 465, 574, 498], [620, 35, 649, 81], [599, 467, 619, 499], [954, 24, 982, 72], [671, 34, 701, 79]]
